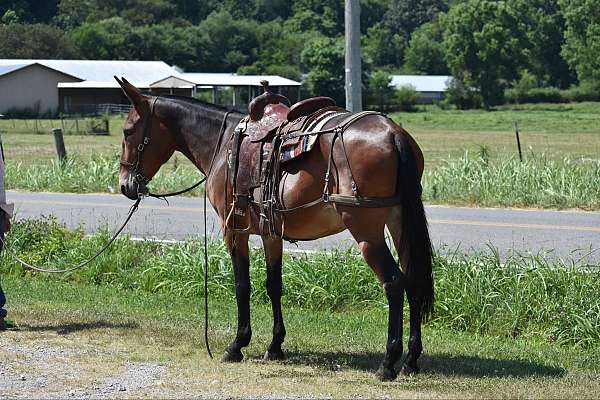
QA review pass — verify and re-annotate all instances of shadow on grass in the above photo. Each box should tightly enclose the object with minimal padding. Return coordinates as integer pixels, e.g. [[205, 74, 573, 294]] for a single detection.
[[283, 350, 565, 378], [19, 320, 139, 335]]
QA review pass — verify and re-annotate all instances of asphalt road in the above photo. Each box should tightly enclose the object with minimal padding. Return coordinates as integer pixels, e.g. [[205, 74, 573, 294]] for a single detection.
[[6, 191, 600, 263]]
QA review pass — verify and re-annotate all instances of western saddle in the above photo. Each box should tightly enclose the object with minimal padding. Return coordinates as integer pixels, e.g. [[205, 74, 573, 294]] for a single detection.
[[228, 80, 339, 234]]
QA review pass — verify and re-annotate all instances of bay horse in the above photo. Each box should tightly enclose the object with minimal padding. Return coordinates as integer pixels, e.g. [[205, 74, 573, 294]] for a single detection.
[[115, 78, 433, 381]]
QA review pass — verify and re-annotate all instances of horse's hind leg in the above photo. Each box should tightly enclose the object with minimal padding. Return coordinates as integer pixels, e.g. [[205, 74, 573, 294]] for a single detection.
[[342, 208, 404, 381], [222, 232, 252, 362], [262, 236, 286, 360], [387, 207, 423, 375]]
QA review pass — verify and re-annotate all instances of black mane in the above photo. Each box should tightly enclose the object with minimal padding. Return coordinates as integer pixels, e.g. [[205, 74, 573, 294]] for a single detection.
[[160, 94, 245, 116]]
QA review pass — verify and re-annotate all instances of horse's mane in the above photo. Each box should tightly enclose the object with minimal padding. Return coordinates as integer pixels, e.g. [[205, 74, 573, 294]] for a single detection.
[[160, 94, 245, 116]]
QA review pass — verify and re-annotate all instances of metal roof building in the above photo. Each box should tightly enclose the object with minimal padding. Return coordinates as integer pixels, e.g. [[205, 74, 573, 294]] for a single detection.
[[390, 75, 452, 103], [0, 59, 302, 115], [0, 59, 176, 87]]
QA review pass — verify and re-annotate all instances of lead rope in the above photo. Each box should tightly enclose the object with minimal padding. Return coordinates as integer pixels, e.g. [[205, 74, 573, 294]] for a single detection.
[[0, 197, 141, 273], [203, 187, 213, 358], [201, 110, 231, 359]]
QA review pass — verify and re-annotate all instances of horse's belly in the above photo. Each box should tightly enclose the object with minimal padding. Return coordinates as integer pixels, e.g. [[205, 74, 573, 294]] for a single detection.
[[281, 203, 345, 240], [278, 167, 345, 240]]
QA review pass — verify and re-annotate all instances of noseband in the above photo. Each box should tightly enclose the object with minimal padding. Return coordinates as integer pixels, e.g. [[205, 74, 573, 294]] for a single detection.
[[120, 96, 161, 192]]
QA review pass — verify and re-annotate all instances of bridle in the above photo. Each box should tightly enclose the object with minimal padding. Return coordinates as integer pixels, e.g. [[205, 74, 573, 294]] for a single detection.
[[119, 96, 231, 199], [119, 96, 160, 195]]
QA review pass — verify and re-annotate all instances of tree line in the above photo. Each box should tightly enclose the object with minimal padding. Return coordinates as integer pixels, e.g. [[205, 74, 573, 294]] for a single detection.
[[1, 0, 599, 108]]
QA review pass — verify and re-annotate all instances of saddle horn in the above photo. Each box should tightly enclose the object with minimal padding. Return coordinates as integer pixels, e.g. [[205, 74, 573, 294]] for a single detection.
[[249, 80, 291, 121]]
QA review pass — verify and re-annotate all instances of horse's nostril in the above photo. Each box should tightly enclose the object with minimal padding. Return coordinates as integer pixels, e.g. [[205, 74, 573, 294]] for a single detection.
[[120, 184, 127, 195]]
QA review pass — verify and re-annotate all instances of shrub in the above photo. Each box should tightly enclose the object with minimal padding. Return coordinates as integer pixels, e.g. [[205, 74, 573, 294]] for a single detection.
[[505, 87, 564, 104], [564, 81, 600, 102], [443, 78, 482, 109], [394, 84, 419, 112]]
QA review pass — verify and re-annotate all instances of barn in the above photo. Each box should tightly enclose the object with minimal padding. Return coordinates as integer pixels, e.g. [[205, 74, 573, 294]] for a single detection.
[[390, 75, 452, 103], [0, 59, 181, 115]]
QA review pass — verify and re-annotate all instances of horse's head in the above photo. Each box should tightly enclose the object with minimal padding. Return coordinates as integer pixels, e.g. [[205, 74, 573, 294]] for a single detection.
[[115, 77, 177, 200]]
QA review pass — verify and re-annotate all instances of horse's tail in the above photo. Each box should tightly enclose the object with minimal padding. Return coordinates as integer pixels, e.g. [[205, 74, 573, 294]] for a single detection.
[[394, 132, 434, 320]]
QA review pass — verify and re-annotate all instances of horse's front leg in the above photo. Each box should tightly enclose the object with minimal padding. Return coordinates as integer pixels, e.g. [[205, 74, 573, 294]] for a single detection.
[[222, 232, 252, 362], [262, 236, 286, 360]]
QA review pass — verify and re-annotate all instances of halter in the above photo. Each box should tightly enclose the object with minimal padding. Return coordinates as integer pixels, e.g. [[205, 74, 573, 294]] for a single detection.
[[119, 96, 161, 193]]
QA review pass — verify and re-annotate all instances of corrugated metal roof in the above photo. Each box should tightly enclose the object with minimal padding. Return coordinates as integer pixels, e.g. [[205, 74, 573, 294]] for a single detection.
[[180, 73, 301, 87], [0, 59, 177, 84], [0, 59, 302, 88], [57, 81, 150, 89], [0, 64, 29, 77], [390, 75, 452, 92]]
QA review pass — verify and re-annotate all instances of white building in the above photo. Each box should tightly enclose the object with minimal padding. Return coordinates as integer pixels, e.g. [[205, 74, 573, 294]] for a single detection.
[[390, 75, 452, 103]]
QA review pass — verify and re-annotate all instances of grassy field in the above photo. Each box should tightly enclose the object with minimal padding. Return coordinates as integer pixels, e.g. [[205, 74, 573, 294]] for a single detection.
[[2, 218, 599, 347], [3, 275, 600, 398], [1, 103, 599, 209], [1, 102, 599, 168], [392, 102, 600, 168], [1, 219, 599, 397]]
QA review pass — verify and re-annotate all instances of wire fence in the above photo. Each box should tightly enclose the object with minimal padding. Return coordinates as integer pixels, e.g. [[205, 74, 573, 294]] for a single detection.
[[0, 116, 114, 136], [0, 104, 131, 136]]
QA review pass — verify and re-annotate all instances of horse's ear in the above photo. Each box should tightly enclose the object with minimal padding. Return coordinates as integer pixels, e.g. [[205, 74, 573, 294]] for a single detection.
[[115, 76, 149, 113]]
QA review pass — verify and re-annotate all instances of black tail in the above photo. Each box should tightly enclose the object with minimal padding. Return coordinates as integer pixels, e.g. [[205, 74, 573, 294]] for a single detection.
[[394, 133, 434, 319]]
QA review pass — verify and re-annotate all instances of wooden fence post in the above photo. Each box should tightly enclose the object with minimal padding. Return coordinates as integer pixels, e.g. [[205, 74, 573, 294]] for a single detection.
[[514, 121, 523, 162], [52, 128, 67, 163]]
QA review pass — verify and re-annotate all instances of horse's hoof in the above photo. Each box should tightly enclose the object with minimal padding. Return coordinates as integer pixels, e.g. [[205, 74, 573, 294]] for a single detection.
[[375, 365, 397, 381], [400, 363, 419, 376], [221, 349, 244, 363], [263, 350, 286, 361]]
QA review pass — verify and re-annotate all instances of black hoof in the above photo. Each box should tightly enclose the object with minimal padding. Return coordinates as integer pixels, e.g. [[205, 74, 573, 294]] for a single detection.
[[400, 363, 419, 376], [375, 365, 397, 381], [221, 349, 244, 363], [263, 350, 286, 361]]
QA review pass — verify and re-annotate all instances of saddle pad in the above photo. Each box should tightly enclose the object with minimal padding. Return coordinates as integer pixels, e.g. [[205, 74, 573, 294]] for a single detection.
[[280, 110, 347, 163]]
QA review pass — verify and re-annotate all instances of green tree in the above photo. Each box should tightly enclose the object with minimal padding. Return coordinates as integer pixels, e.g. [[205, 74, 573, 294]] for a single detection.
[[0, 23, 79, 59], [560, 0, 600, 84], [395, 84, 419, 112], [383, 0, 449, 41], [511, 0, 573, 88], [0, 0, 58, 24], [367, 70, 395, 111], [404, 18, 449, 75], [301, 36, 345, 104], [443, 0, 527, 107], [363, 22, 406, 68]]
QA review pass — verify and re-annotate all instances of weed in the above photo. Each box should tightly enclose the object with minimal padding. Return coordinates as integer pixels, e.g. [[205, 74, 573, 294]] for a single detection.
[[2, 218, 599, 347]]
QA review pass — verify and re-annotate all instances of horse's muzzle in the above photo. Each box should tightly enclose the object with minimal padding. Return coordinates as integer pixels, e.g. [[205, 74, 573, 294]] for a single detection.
[[120, 174, 147, 200]]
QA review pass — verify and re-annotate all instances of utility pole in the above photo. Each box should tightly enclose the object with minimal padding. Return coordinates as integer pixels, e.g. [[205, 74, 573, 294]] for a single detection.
[[345, 0, 362, 112]]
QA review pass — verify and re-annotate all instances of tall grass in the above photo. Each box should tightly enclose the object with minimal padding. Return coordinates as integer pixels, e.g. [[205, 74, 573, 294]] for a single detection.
[[423, 152, 600, 209], [2, 217, 599, 347], [4, 154, 204, 195], [5, 152, 600, 209]]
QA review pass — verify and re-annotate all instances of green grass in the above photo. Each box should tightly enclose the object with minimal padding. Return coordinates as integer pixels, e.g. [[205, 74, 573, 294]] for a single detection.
[[2, 217, 599, 348], [2, 261, 600, 398], [393, 102, 600, 134], [4, 154, 202, 195], [422, 152, 600, 209], [2, 102, 600, 209], [391, 101, 600, 167]]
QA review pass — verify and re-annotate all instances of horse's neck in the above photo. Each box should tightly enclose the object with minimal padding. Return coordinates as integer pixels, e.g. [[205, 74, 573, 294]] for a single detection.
[[170, 104, 238, 175]]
